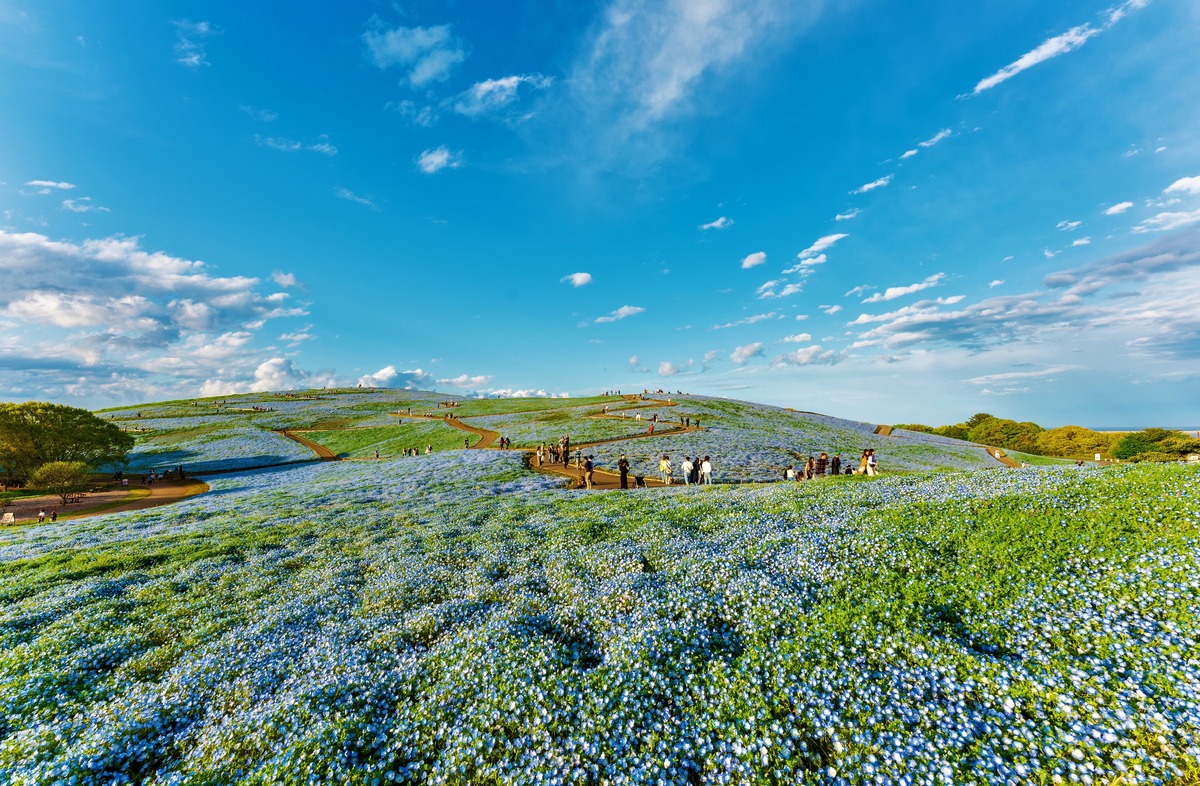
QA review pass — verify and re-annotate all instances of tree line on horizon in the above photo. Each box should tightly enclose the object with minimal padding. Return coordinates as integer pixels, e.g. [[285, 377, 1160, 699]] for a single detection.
[[896, 412, 1200, 462]]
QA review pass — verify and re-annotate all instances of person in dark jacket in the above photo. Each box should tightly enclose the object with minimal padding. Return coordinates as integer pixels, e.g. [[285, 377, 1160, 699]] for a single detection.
[[830, 453, 841, 476], [617, 455, 630, 489]]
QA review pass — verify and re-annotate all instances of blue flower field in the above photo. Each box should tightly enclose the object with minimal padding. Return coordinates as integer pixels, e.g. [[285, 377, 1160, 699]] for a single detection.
[[1, 424, 1197, 785]]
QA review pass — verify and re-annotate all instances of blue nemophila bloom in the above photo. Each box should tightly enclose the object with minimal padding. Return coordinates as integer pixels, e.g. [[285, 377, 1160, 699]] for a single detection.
[[0, 457, 1197, 784]]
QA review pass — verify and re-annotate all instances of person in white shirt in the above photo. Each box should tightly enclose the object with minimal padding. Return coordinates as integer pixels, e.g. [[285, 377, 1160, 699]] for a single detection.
[[681, 457, 694, 485], [700, 456, 713, 485]]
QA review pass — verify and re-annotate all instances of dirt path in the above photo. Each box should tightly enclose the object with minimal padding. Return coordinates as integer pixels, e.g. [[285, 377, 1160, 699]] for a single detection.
[[278, 429, 340, 460], [3, 478, 210, 525]]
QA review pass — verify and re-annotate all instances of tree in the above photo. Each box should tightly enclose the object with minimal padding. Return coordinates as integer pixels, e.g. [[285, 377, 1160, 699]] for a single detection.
[[967, 417, 1044, 454], [29, 461, 91, 505], [0, 402, 134, 484], [1036, 425, 1118, 458]]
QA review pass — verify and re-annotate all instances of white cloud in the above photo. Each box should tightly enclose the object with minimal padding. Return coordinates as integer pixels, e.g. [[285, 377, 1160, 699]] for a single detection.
[[820, 304, 842, 315], [699, 216, 733, 230], [782, 332, 812, 343], [1104, 201, 1134, 215], [899, 149, 918, 160], [279, 328, 314, 346], [564, 0, 823, 168], [271, 271, 298, 288], [628, 354, 639, 370], [357, 365, 398, 388], [757, 281, 804, 299], [658, 361, 679, 376], [834, 209, 861, 221], [862, 273, 945, 303], [989, 279, 1004, 288], [594, 305, 645, 324], [0, 229, 312, 402], [416, 146, 462, 175], [61, 198, 109, 214], [969, 0, 1148, 95], [711, 311, 779, 330], [452, 74, 553, 117], [798, 233, 848, 260], [1044, 248, 1058, 258], [966, 365, 1083, 386], [844, 284, 873, 297], [335, 187, 377, 209], [561, 272, 593, 287], [438, 373, 493, 388], [740, 251, 767, 269], [363, 22, 466, 87], [173, 19, 219, 68], [1133, 208, 1200, 234], [25, 180, 75, 194], [730, 342, 763, 365], [1056, 220, 1081, 231], [774, 344, 837, 366], [1165, 176, 1200, 196], [1072, 237, 1092, 247], [851, 175, 892, 194], [918, 128, 952, 148], [255, 135, 337, 156]]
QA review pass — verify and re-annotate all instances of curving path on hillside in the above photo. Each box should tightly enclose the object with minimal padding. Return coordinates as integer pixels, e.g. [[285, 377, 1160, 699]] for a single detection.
[[277, 429, 340, 460]]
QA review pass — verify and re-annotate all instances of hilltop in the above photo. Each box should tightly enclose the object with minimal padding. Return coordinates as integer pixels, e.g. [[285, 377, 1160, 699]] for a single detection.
[[96, 388, 1011, 482]]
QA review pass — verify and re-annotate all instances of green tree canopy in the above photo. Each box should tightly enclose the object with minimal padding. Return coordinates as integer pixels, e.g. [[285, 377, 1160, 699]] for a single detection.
[[29, 461, 91, 505], [966, 417, 1044, 454], [1035, 425, 1119, 458], [0, 402, 134, 484]]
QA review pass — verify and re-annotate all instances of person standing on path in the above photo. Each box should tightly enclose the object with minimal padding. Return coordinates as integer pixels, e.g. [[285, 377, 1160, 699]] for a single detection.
[[680, 456, 694, 485], [660, 455, 673, 485], [691, 456, 701, 485], [583, 455, 595, 489], [831, 453, 841, 476], [701, 456, 713, 485], [618, 455, 630, 489]]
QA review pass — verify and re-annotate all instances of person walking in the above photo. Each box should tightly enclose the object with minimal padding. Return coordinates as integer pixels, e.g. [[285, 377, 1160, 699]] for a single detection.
[[867, 449, 878, 476], [680, 456, 694, 485], [700, 456, 713, 485], [536, 444, 544, 467], [660, 455, 673, 485], [831, 453, 841, 476], [618, 455, 630, 489], [583, 455, 595, 489]]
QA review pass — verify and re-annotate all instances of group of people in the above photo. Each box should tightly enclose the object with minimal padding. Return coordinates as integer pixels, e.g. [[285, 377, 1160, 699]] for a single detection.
[[784, 449, 878, 480], [534, 436, 573, 467], [651, 455, 714, 486]]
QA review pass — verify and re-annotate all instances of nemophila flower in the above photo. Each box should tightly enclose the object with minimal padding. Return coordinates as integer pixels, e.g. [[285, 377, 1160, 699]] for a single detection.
[[0, 458, 1197, 784]]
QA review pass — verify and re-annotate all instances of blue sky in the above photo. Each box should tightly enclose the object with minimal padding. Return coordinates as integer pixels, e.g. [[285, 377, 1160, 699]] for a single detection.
[[2, 0, 1198, 427]]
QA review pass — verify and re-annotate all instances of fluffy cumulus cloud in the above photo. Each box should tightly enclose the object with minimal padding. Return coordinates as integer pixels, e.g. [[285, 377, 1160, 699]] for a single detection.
[[416, 146, 463, 174], [969, 0, 1149, 95], [1165, 176, 1200, 196], [774, 344, 837, 366], [1104, 202, 1134, 215], [452, 74, 553, 117], [561, 272, 593, 287], [363, 22, 466, 87], [658, 361, 679, 376], [594, 305, 645, 324], [730, 342, 763, 365], [862, 273, 945, 303], [782, 333, 812, 343], [0, 229, 310, 404], [437, 373, 493, 388], [740, 251, 767, 269], [356, 365, 398, 388], [699, 216, 733, 230]]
